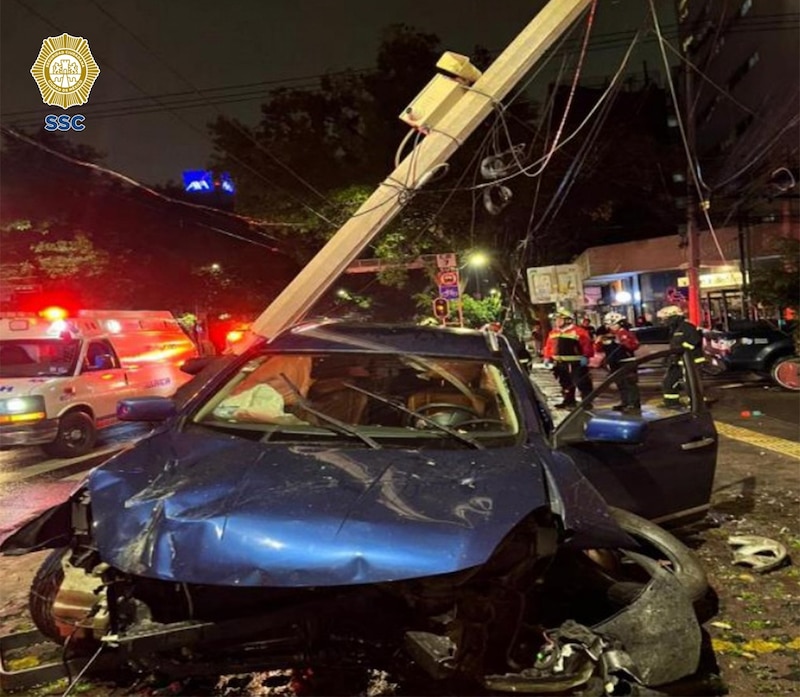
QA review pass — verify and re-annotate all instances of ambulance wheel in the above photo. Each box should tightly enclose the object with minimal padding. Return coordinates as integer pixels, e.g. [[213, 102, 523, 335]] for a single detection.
[[43, 411, 97, 458]]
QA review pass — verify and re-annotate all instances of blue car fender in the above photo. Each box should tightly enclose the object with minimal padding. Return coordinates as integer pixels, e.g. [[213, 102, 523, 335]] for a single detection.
[[537, 444, 637, 551]]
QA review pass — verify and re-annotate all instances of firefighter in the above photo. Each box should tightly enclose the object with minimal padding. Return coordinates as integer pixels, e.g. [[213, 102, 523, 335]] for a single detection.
[[543, 307, 594, 408], [657, 304, 705, 407], [596, 311, 641, 412]]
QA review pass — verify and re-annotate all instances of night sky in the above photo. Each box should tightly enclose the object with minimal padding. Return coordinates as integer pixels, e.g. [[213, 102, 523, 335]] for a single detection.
[[2, 0, 676, 185]]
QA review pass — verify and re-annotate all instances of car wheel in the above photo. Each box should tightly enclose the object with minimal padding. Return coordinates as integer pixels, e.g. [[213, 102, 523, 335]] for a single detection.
[[770, 356, 799, 391], [585, 507, 709, 604], [43, 411, 97, 458], [30, 548, 72, 644]]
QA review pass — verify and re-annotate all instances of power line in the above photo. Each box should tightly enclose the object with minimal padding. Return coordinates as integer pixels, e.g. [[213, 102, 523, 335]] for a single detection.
[[0, 125, 298, 253]]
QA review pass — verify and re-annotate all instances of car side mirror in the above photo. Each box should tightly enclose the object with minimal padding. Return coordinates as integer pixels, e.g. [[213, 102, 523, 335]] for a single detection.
[[117, 396, 177, 422], [584, 412, 647, 444], [181, 355, 221, 375]]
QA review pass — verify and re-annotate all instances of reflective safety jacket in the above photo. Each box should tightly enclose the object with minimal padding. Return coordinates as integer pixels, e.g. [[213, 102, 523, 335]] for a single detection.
[[543, 324, 594, 362], [669, 319, 705, 363], [594, 327, 639, 370]]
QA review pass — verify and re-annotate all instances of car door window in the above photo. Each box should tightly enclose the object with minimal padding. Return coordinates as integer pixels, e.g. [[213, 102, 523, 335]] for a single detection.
[[82, 340, 119, 372]]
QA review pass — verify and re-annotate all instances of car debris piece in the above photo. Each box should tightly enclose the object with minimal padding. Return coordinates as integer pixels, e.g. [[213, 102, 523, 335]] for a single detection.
[[728, 535, 788, 573]]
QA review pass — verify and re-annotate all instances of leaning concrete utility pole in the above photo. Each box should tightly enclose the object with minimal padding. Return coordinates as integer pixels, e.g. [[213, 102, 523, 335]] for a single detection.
[[249, 0, 592, 342], [684, 60, 702, 327]]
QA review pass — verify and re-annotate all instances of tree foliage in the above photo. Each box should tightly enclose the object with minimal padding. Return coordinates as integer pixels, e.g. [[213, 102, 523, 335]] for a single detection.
[[0, 130, 298, 315], [749, 237, 800, 312]]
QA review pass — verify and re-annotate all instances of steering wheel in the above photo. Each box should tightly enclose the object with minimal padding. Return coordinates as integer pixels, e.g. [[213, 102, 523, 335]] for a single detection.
[[409, 403, 480, 429]]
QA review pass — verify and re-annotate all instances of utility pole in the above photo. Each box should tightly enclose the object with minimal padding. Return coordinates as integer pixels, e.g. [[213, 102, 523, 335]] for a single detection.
[[248, 0, 592, 342], [684, 57, 702, 326]]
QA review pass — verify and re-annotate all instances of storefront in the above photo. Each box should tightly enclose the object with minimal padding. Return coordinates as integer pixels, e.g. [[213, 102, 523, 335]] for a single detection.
[[572, 223, 794, 329]]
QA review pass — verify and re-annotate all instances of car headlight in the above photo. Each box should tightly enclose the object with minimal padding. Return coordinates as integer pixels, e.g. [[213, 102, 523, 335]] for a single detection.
[[0, 395, 47, 423]]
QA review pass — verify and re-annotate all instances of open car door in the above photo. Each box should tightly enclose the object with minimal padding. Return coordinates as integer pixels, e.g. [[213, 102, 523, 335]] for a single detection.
[[551, 349, 717, 528]]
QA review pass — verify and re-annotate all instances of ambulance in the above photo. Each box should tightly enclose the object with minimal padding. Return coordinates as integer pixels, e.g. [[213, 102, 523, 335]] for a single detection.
[[0, 307, 199, 457]]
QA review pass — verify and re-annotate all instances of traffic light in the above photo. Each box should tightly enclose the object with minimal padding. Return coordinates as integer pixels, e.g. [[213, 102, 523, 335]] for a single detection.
[[433, 297, 449, 319]]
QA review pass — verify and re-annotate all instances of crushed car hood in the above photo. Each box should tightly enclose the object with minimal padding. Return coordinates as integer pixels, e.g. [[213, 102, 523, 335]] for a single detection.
[[87, 429, 576, 587]]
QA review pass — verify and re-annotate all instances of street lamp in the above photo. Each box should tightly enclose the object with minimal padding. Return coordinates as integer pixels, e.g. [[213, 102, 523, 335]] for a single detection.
[[466, 251, 489, 269], [464, 251, 490, 299]]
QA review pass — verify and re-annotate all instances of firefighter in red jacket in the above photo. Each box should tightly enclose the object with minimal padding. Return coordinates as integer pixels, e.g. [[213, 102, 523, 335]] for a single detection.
[[596, 311, 641, 412], [543, 308, 594, 408]]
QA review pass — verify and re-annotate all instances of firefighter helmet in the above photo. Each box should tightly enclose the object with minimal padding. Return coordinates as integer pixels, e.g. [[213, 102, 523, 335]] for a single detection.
[[657, 305, 685, 320], [553, 307, 574, 320], [603, 311, 626, 326]]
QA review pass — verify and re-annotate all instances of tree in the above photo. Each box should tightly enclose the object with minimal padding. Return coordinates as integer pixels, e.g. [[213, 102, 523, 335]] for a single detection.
[[749, 237, 800, 314], [0, 129, 298, 313]]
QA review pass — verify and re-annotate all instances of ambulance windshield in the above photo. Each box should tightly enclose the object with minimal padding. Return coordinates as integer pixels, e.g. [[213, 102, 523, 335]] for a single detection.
[[0, 339, 81, 378]]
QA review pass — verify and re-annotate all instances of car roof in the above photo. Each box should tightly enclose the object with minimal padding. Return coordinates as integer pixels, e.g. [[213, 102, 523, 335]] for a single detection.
[[265, 320, 502, 360]]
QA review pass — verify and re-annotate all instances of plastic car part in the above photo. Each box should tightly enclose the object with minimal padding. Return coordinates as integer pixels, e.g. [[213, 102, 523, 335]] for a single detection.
[[593, 551, 702, 687], [728, 535, 788, 573]]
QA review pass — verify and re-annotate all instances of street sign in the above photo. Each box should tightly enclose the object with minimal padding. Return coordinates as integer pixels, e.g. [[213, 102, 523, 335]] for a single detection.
[[436, 253, 457, 269], [438, 270, 458, 286], [437, 268, 460, 301], [439, 285, 460, 300]]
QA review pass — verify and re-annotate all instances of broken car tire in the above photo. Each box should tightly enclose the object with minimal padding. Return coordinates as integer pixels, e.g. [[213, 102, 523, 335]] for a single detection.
[[29, 547, 71, 644], [606, 507, 709, 603], [29, 547, 99, 649]]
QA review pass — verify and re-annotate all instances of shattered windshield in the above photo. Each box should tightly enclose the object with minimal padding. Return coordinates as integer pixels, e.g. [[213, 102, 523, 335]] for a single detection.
[[0, 339, 81, 378], [191, 351, 521, 448]]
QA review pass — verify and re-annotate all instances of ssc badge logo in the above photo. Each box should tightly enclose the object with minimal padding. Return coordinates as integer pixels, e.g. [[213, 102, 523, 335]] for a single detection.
[[30, 33, 100, 109]]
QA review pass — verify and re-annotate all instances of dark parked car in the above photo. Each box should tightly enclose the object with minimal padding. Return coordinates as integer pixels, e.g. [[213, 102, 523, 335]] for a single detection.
[[1, 321, 718, 693], [705, 321, 798, 390]]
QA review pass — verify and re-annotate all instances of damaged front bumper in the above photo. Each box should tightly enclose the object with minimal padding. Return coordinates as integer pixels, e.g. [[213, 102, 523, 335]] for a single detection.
[[80, 550, 701, 694]]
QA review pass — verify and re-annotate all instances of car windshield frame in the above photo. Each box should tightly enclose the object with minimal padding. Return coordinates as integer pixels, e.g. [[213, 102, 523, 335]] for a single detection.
[[187, 347, 523, 449]]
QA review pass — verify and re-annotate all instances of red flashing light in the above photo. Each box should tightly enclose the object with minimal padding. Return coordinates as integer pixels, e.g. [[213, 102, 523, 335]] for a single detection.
[[40, 306, 68, 322], [226, 330, 245, 344]]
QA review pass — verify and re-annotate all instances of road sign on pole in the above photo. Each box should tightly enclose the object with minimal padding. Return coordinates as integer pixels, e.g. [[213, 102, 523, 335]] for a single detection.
[[437, 269, 461, 301], [436, 253, 458, 270]]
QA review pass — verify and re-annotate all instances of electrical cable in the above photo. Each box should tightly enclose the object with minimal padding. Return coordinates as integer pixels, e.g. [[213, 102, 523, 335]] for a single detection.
[[464, 29, 641, 191], [1, 126, 293, 253], [649, 0, 728, 266]]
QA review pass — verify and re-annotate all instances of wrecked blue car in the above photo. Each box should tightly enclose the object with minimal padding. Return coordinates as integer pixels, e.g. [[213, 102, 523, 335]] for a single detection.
[[1, 321, 718, 693]]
